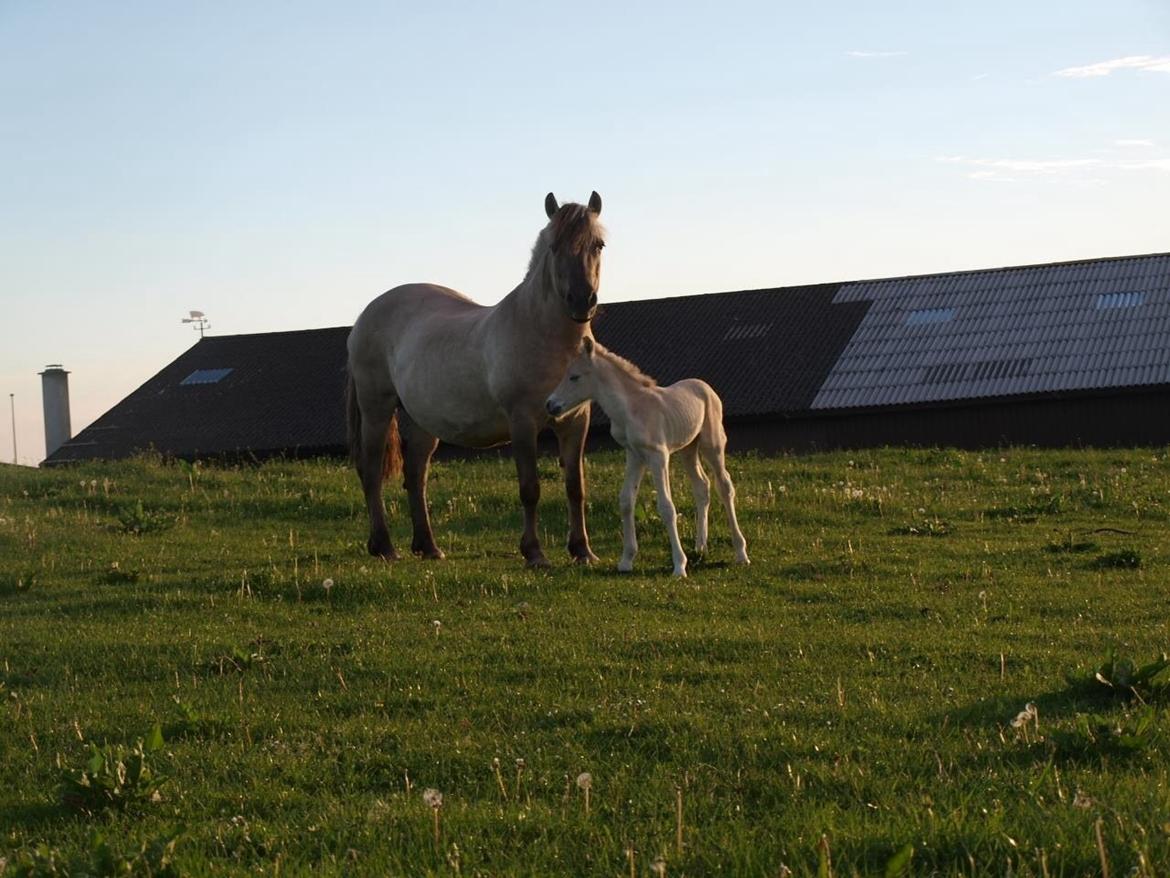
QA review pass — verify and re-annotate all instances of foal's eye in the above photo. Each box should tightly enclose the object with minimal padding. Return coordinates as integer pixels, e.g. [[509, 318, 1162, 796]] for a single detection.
[[569, 375, 580, 382], [593, 241, 605, 253]]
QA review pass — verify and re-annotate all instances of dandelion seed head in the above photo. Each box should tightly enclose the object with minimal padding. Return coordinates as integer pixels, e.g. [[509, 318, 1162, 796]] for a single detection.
[[1010, 702, 1038, 728], [576, 772, 592, 790], [422, 788, 443, 809], [322, 578, 334, 591]]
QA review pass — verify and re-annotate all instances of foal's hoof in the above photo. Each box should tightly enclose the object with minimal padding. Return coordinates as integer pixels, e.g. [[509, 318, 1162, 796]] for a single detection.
[[571, 550, 601, 565], [525, 554, 552, 569]]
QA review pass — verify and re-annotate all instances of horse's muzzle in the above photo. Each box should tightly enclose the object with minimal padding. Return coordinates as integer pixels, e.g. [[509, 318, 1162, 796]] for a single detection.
[[546, 400, 563, 416]]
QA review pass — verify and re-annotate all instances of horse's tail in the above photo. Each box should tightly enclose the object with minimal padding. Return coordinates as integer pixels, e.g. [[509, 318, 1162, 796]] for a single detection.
[[382, 414, 402, 480], [346, 367, 403, 481]]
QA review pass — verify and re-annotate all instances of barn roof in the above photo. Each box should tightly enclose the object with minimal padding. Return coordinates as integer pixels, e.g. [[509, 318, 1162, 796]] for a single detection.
[[813, 251, 1170, 409], [591, 282, 867, 417], [50, 327, 350, 463], [45, 250, 1170, 463]]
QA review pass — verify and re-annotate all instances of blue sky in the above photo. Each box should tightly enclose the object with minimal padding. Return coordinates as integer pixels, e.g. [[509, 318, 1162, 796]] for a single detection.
[[2, 1, 1168, 463]]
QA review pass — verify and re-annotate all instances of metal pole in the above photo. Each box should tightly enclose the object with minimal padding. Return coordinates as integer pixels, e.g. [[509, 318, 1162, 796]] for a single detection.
[[9, 393, 15, 465]]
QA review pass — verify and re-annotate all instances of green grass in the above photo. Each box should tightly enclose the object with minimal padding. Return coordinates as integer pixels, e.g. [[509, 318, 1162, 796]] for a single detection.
[[2, 448, 1169, 876]]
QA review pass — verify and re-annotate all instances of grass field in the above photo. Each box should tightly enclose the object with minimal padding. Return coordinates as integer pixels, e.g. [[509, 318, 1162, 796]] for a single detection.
[[1, 447, 1169, 876]]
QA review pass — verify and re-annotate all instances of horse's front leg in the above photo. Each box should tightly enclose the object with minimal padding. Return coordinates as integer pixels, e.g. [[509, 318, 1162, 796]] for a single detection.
[[510, 415, 549, 568], [618, 452, 645, 573], [647, 449, 687, 577], [553, 407, 599, 564]]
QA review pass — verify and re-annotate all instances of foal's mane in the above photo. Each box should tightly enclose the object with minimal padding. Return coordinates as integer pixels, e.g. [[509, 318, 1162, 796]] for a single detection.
[[596, 343, 657, 388], [528, 203, 605, 275]]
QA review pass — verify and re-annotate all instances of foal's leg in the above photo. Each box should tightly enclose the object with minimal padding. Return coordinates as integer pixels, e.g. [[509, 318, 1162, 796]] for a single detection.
[[646, 449, 687, 577], [510, 414, 549, 568], [681, 443, 710, 555], [356, 392, 400, 561], [553, 407, 599, 564], [700, 437, 749, 565], [617, 452, 645, 573], [398, 410, 445, 560]]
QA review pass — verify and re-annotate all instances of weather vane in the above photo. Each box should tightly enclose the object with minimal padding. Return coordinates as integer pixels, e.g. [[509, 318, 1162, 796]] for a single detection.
[[181, 310, 210, 338]]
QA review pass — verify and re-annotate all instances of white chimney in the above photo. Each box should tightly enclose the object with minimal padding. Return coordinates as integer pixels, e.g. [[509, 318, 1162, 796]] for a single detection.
[[40, 364, 72, 458]]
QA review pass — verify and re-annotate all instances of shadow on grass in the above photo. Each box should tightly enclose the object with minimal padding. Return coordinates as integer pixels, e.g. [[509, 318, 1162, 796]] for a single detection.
[[0, 799, 77, 834]]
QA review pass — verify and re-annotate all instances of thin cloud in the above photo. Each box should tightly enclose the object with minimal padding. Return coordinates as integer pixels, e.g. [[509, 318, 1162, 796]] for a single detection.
[[1120, 158, 1170, 172], [1114, 138, 1154, 147], [937, 153, 1170, 182], [937, 156, 1101, 174], [967, 170, 1019, 184], [1053, 55, 1170, 77], [846, 50, 908, 58]]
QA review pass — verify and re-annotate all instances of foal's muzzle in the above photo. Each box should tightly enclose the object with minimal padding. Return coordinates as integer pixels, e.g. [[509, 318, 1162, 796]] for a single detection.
[[546, 399, 563, 416]]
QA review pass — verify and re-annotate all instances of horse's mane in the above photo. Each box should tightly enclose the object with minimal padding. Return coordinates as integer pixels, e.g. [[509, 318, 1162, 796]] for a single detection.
[[528, 203, 605, 275], [596, 343, 657, 388]]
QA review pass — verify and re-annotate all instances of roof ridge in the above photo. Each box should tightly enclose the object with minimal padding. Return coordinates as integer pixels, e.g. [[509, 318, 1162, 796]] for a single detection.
[[197, 325, 351, 341], [839, 250, 1170, 289], [602, 250, 1170, 306]]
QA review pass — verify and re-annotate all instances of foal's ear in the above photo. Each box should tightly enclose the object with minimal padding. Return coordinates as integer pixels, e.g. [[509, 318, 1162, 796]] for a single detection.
[[545, 192, 559, 219], [582, 336, 595, 356], [588, 191, 602, 215]]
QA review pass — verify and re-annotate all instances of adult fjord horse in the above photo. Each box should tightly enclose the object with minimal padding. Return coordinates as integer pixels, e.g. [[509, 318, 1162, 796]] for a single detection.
[[346, 192, 605, 567]]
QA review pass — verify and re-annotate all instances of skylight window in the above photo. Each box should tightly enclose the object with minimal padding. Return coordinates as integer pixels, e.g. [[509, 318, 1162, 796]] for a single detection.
[[722, 323, 773, 341], [180, 368, 233, 385], [1095, 291, 1144, 310], [921, 358, 1032, 385], [905, 308, 955, 326]]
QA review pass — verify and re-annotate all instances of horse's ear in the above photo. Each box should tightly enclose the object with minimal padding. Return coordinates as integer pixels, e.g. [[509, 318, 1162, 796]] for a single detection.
[[588, 191, 602, 215], [582, 336, 595, 356], [545, 193, 559, 219]]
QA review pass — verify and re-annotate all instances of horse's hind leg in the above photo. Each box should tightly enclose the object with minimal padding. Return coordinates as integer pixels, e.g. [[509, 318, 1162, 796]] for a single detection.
[[356, 393, 400, 561], [398, 410, 445, 560], [699, 427, 749, 565], [681, 443, 710, 555], [553, 407, 599, 564]]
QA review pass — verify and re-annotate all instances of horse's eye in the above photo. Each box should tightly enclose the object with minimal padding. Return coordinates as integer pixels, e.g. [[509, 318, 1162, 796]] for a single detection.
[[569, 375, 580, 382], [594, 242, 605, 252]]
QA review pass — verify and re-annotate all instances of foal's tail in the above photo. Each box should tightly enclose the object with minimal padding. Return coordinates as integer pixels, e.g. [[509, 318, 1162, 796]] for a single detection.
[[346, 367, 403, 480]]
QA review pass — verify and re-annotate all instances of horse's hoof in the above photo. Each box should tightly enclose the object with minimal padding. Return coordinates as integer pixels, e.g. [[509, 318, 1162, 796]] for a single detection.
[[526, 555, 552, 569], [617, 561, 634, 573], [736, 554, 751, 565], [367, 539, 400, 561], [572, 550, 601, 565], [413, 543, 446, 560]]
